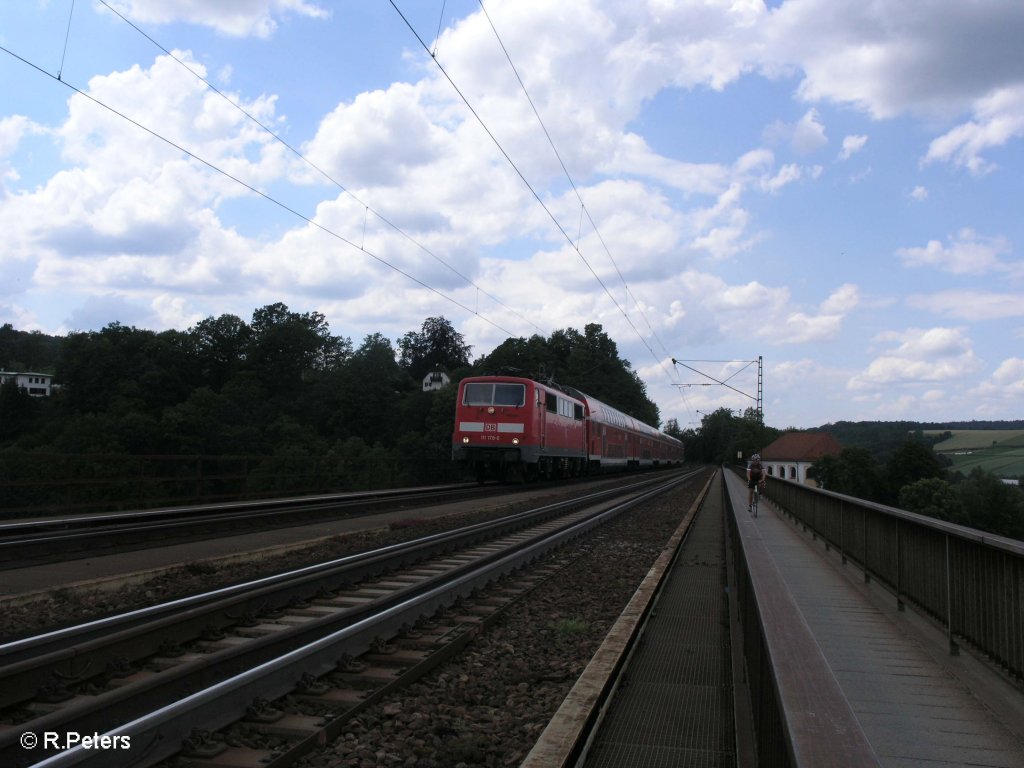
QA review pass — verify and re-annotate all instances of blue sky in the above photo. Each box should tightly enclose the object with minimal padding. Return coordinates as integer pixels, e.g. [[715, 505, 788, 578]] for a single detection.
[[2, 0, 1023, 430]]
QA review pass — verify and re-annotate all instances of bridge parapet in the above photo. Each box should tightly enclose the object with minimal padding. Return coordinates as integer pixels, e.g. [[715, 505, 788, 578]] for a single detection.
[[760, 471, 1024, 681]]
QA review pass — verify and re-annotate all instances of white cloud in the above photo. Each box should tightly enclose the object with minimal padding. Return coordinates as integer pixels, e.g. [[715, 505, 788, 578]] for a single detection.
[[972, 358, 1024, 400], [849, 327, 982, 388], [4, 0, 1024, 430], [907, 290, 1024, 321], [838, 134, 867, 160], [792, 109, 828, 153], [105, 0, 329, 38], [896, 228, 1018, 276], [0, 115, 43, 157], [925, 86, 1024, 173], [777, 283, 859, 343], [763, 108, 828, 154], [756, 2, 1024, 173], [760, 163, 802, 193]]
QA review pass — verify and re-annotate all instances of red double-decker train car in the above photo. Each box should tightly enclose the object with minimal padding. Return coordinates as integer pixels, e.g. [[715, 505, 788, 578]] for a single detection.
[[452, 375, 683, 481]]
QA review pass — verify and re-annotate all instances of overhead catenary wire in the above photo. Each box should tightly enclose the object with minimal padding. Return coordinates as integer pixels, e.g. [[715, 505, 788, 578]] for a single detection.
[[0, 42, 522, 340], [94, 0, 547, 339], [474, 0, 680, 376], [397, 0, 694, 424], [57, 0, 76, 80], [390, 0, 668, 375], [103, 0, 685, 409], [11, 7, 692, 427]]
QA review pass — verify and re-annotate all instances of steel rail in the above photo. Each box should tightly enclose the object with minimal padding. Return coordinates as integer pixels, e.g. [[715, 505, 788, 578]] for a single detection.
[[3, 471, 700, 766], [0, 474, 680, 699], [0, 483, 494, 569], [22, 471, 694, 768]]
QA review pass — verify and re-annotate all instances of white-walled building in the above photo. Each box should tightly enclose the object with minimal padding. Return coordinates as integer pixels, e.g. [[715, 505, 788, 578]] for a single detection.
[[761, 431, 843, 486], [422, 371, 450, 392], [0, 370, 53, 397]]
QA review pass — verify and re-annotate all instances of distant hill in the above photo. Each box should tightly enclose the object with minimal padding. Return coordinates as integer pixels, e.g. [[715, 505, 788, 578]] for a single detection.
[[926, 429, 1024, 479], [810, 420, 1024, 478]]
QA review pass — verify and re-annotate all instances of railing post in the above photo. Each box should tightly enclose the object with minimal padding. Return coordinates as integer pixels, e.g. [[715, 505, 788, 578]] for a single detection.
[[840, 500, 846, 564], [896, 518, 904, 612], [863, 506, 871, 583], [946, 533, 959, 655]]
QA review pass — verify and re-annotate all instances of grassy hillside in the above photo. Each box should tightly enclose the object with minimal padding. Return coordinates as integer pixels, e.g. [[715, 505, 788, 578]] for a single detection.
[[928, 430, 1024, 478]]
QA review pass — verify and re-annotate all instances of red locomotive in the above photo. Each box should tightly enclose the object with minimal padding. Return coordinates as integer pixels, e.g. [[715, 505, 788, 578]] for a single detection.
[[452, 375, 683, 481]]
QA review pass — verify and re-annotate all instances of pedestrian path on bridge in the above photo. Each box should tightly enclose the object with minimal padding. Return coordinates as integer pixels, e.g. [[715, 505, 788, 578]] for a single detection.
[[528, 468, 1024, 767], [723, 469, 1024, 767]]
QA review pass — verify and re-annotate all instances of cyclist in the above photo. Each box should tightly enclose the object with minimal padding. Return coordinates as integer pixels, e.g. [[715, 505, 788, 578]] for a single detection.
[[747, 453, 765, 512]]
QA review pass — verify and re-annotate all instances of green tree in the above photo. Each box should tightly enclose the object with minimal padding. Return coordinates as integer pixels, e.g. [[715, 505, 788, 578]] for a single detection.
[[886, 440, 946, 503], [247, 303, 350, 394], [332, 333, 411, 445], [814, 447, 886, 501], [398, 316, 471, 382], [473, 334, 552, 378], [189, 314, 251, 390], [956, 468, 1024, 540], [898, 477, 965, 524], [663, 418, 684, 440], [0, 378, 37, 441], [474, 324, 660, 426], [0, 324, 61, 371]]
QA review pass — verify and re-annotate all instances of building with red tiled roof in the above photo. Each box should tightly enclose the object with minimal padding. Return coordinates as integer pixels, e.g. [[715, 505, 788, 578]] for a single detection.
[[760, 431, 843, 486]]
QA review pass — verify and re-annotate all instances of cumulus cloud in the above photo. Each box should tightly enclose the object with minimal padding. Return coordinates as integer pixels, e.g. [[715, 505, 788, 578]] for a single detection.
[[970, 360, 1024, 415], [896, 228, 1018, 276], [755, 1, 1024, 172], [0, 115, 47, 189], [5, 0, 1024, 428], [764, 109, 828, 154], [849, 327, 982, 388], [907, 290, 1024, 321], [838, 134, 867, 160], [925, 86, 1024, 173], [105, 0, 329, 38], [0, 115, 43, 157], [0, 51, 292, 295]]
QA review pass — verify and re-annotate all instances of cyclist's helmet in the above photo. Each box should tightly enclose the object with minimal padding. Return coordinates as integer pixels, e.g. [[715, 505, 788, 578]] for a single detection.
[[751, 453, 761, 461]]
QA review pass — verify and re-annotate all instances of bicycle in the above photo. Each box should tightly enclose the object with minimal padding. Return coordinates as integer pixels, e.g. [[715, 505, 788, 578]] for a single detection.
[[750, 482, 764, 517]]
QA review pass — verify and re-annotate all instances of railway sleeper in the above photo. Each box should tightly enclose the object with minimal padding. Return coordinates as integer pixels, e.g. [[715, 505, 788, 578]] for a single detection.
[[154, 560, 572, 768]]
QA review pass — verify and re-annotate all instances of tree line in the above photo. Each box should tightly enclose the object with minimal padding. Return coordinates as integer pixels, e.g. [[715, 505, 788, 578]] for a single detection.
[[0, 310, 659, 511], [813, 442, 1023, 540], [677, 408, 1022, 540]]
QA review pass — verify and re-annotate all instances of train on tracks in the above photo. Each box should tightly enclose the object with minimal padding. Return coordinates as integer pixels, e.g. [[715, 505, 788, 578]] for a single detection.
[[452, 375, 684, 481]]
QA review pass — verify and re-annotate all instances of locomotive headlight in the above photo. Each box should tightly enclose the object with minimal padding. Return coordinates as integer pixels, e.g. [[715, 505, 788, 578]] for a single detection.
[[462, 437, 470, 443], [487, 407, 495, 414], [512, 438, 519, 445]]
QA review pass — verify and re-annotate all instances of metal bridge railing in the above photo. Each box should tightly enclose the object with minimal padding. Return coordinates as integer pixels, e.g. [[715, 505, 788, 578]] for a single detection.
[[763, 474, 1024, 681]]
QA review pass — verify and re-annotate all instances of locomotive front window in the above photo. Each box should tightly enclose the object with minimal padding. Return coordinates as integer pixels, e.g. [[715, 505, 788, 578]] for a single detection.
[[463, 382, 525, 407]]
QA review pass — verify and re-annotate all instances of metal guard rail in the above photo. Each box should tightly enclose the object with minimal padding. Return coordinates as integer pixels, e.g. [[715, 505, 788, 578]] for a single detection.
[[755, 469, 1024, 681]]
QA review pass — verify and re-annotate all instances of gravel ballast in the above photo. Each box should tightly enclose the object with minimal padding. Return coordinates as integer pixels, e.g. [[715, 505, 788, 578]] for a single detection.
[[290, 472, 712, 768]]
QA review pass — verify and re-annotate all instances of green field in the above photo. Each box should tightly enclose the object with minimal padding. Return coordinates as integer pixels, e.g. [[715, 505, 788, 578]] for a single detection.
[[927, 430, 1024, 478]]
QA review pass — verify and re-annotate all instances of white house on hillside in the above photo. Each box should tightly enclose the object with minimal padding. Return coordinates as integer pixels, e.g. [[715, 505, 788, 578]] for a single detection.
[[422, 371, 450, 392], [0, 370, 53, 397], [761, 431, 843, 485]]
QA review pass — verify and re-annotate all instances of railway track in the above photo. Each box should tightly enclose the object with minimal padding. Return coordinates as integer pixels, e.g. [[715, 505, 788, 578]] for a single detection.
[[1, 469, 700, 768], [0, 482, 499, 569]]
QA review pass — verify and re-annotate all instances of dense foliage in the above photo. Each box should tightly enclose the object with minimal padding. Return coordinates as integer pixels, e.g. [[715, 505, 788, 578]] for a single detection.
[[679, 407, 780, 466], [5, 313, 1019, 537], [473, 323, 660, 426], [0, 311, 659, 512], [814, 441, 1023, 540], [672, 405, 1022, 540]]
